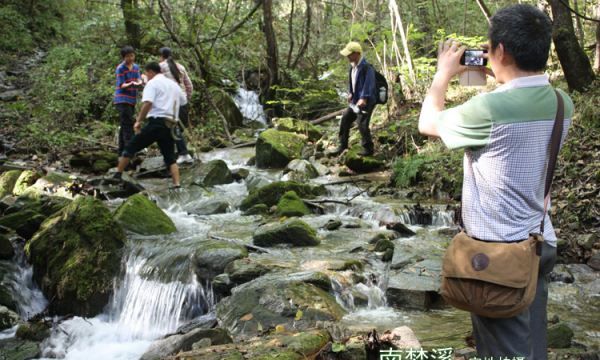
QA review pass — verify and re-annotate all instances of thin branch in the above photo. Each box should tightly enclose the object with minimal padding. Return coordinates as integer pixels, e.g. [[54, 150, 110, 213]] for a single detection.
[[208, 0, 230, 57], [199, 0, 264, 43], [474, 0, 491, 24]]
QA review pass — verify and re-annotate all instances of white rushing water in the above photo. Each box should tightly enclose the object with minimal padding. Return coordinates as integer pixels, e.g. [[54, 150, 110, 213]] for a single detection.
[[233, 86, 267, 125]]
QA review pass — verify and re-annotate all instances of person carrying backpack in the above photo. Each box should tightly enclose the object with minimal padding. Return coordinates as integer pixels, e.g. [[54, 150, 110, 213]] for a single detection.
[[330, 41, 386, 157]]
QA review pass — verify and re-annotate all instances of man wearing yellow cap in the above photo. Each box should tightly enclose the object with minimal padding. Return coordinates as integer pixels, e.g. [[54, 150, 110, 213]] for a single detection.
[[331, 41, 377, 156]]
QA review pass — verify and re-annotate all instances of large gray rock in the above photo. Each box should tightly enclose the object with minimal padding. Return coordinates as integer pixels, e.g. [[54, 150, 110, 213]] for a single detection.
[[0, 305, 19, 330], [192, 160, 234, 187], [224, 258, 273, 285], [216, 273, 345, 338], [113, 193, 176, 235], [253, 219, 320, 247], [386, 259, 443, 310], [140, 328, 232, 360], [255, 129, 306, 169], [193, 240, 248, 281], [390, 243, 424, 270], [284, 159, 319, 182], [0, 338, 40, 360], [188, 198, 229, 216]]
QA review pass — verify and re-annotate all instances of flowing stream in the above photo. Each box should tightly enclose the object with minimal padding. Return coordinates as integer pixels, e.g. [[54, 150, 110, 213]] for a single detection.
[[2, 145, 598, 358]]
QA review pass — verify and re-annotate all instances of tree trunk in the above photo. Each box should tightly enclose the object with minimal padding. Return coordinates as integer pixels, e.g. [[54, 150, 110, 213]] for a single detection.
[[596, 5, 600, 72], [573, 0, 584, 46], [475, 0, 491, 24], [291, 0, 312, 69], [548, 0, 595, 92], [121, 0, 141, 49], [260, 0, 279, 118], [286, 0, 295, 68]]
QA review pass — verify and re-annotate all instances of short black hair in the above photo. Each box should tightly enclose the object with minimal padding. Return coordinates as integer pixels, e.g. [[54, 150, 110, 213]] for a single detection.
[[120, 45, 135, 58], [488, 4, 552, 72], [144, 62, 161, 73]]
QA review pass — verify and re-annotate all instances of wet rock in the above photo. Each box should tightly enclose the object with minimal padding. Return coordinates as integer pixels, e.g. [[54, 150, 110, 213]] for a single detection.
[[169, 328, 331, 359], [193, 240, 248, 281], [140, 327, 232, 360], [240, 181, 324, 211], [0, 233, 14, 260], [255, 129, 306, 168], [386, 259, 443, 311], [0, 89, 24, 102], [69, 150, 118, 174], [0, 305, 19, 330], [386, 222, 416, 237], [216, 273, 345, 338], [0, 209, 46, 240], [15, 321, 51, 342], [191, 160, 234, 187], [244, 173, 270, 193], [311, 160, 330, 176], [25, 196, 126, 316], [0, 338, 40, 359], [391, 243, 425, 270], [368, 232, 395, 244], [0, 170, 22, 199], [25, 171, 73, 198], [323, 219, 342, 231], [243, 203, 269, 216], [276, 191, 311, 217], [588, 252, 600, 271], [113, 193, 176, 235], [225, 258, 272, 285], [12, 170, 41, 196], [212, 273, 233, 297], [273, 117, 323, 142], [374, 238, 394, 252], [284, 159, 319, 182], [547, 323, 574, 348], [577, 234, 598, 251], [549, 264, 575, 283], [343, 147, 385, 174], [86, 174, 144, 199], [231, 168, 249, 181], [188, 198, 229, 216], [253, 219, 320, 247]]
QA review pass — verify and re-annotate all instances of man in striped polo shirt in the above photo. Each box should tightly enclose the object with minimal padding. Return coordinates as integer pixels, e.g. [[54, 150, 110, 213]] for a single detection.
[[114, 45, 142, 156], [418, 5, 573, 359]]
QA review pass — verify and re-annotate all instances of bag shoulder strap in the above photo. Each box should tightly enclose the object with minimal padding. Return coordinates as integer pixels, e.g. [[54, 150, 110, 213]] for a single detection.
[[539, 89, 565, 234]]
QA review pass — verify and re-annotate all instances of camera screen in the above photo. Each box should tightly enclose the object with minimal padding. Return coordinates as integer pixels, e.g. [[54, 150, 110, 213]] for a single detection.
[[464, 50, 485, 66]]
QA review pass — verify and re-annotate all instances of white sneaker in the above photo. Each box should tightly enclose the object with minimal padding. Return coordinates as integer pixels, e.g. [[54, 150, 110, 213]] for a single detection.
[[176, 154, 194, 164]]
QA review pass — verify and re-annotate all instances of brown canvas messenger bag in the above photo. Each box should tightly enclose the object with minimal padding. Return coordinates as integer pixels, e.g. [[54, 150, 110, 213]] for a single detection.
[[440, 89, 565, 318]]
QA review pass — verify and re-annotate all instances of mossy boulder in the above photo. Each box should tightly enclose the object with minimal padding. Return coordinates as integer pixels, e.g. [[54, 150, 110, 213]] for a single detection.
[[15, 321, 51, 342], [243, 204, 269, 216], [22, 171, 73, 198], [224, 258, 274, 285], [217, 273, 344, 338], [0, 338, 40, 360], [193, 240, 248, 281], [284, 159, 319, 182], [276, 191, 311, 217], [0, 233, 14, 260], [141, 327, 232, 360], [274, 118, 323, 142], [0, 210, 46, 240], [0, 305, 19, 330], [253, 219, 319, 247], [240, 181, 325, 211], [0, 170, 22, 199], [113, 193, 176, 235], [69, 150, 118, 174], [25, 196, 126, 316], [547, 323, 574, 348], [211, 88, 244, 130], [12, 170, 41, 196], [167, 329, 330, 360], [0, 284, 17, 312], [255, 129, 306, 168], [191, 160, 234, 187], [343, 147, 385, 173]]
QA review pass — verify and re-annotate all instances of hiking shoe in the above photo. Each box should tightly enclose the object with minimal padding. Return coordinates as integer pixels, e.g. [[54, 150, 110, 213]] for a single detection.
[[358, 149, 374, 157], [177, 154, 194, 164]]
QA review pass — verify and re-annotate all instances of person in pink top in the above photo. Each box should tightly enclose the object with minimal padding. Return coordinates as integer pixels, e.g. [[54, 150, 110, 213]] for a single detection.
[[159, 47, 194, 164]]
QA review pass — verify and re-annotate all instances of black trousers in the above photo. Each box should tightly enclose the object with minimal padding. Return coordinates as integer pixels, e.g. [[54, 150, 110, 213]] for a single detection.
[[175, 104, 189, 156], [116, 103, 135, 156], [122, 117, 177, 166], [339, 103, 375, 151]]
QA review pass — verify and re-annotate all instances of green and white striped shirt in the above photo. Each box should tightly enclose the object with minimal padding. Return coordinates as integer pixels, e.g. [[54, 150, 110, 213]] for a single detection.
[[434, 75, 574, 246]]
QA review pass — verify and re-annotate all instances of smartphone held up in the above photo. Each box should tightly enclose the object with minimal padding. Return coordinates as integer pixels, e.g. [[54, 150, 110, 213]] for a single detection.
[[459, 49, 488, 86]]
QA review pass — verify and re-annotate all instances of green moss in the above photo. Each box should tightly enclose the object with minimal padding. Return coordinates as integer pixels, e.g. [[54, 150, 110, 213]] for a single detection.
[[240, 181, 325, 211], [0, 170, 22, 199], [0, 234, 15, 260], [92, 160, 111, 173], [16, 322, 50, 341], [547, 323, 574, 348], [253, 219, 320, 247], [343, 147, 385, 173], [194, 160, 234, 187], [256, 129, 306, 168], [374, 239, 394, 252], [26, 196, 125, 316], [12, 170, 41, 196], [113, 193, 176, 235], [243, 203, 269, 216], [284, 283, 346, 321], [274, 118, 323, 142], [340, 259, 364, 272], [276, 191, 311, 217]]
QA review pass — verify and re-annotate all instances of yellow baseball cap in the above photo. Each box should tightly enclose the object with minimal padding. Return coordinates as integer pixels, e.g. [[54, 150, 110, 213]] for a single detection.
[[340, 41, 362, 56]]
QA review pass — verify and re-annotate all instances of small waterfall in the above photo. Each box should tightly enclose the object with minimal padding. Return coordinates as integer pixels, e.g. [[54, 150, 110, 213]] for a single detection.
[[330, 271, 388, 311], [233, 86, 267, 125], [0, 239, 47, 319]]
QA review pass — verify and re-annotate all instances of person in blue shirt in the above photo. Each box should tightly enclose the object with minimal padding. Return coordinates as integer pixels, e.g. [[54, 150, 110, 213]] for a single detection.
[[114, 45, 142, 156], [330, 41, 377, 157]]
